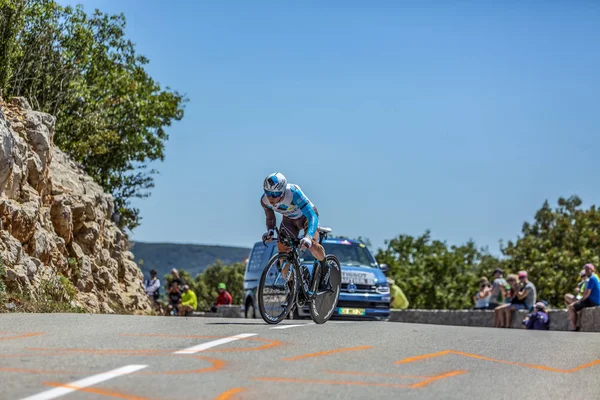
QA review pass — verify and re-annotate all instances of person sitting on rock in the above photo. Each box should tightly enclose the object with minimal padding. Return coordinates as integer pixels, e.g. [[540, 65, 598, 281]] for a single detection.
[[568, 263, 600, 331], [210, 282, 232, 313], [473, 277, 492, 310], [179, 285, 197, 316], [166, 281, 182, 316], [564, 269, 587, 306]]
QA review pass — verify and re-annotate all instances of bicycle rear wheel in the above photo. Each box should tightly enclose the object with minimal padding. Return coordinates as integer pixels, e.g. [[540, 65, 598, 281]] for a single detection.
[[257, 254, 297, 324], [309, 254, 341, 324]]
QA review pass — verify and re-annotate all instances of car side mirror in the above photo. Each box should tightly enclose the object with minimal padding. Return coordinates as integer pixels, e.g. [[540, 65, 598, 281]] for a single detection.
[[379, 263, 389, 274]]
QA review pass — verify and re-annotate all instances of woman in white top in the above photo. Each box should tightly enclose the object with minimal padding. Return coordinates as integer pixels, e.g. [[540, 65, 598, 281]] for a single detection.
[[474, 278, 492, 310]]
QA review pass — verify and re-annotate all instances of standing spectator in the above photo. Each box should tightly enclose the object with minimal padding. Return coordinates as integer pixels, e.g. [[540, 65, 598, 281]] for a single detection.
[[473, 278, 492, 310], [166, 281, 182, 316], [387, 277, 409, 309], [169, 268, 185, 288], [489, 268, 510, 309], [523, 301, 550, 330], [179, 285, 198, 316], [145, 270, 161, 307], [564, 269, 587, 306], [211, 282, 232, 312], [568, 263, 600, 331]]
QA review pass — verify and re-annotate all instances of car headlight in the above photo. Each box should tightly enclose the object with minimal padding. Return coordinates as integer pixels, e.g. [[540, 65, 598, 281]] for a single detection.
[[376, 284, 389, 294]]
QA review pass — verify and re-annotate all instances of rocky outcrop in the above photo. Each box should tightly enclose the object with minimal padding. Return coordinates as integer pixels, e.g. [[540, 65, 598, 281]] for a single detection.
[[0, 98, 152, 314]]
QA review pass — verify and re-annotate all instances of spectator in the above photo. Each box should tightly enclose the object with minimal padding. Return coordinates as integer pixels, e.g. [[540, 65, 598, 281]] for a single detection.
[[489, 268, 510, 309], [568, 263, 600, 331], [493, 273, 521, 328], [564, 269, 587, 306], [144, 270, 161, 307], [387, 277, 409, 309], [500, 270, 536, 328], [210, 282, 232, 312], [179, 285, 198, 316], [473, 278, 492, 310], [523, 301, 550, 330], [166, 281, 182, 316], [168, 268, 185, 289]]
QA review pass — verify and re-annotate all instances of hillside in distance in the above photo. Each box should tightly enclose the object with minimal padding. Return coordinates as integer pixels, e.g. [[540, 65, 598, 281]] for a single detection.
[[130, 241, 252, 279]]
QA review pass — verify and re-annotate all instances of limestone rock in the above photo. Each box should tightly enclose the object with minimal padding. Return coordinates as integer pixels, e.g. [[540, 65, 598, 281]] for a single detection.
[[0, 199, 38, 243], [50, 197, 73, 243], [0, 97, 151, 315]]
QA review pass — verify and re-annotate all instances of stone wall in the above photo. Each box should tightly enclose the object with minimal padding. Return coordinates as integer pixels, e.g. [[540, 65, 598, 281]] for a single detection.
[[388, 307, 600, 332]]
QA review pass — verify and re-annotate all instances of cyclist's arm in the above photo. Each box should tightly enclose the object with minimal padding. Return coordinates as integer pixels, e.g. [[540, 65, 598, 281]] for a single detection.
[[291, 185, 318, 237], [261, 196, 276, 231]]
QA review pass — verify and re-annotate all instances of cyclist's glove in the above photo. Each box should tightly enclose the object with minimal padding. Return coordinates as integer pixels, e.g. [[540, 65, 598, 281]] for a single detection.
[[262, 229, 275, 242], [300, 236, 312, 249]]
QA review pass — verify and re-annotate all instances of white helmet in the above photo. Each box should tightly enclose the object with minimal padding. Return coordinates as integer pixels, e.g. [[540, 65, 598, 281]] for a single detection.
[[263, 172, 287, 198]]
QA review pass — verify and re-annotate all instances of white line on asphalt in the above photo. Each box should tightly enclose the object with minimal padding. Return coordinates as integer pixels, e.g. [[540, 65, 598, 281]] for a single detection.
[[20, 364, 147, 400], [270, 324, 310, 330], [173, 333, 257, 354]]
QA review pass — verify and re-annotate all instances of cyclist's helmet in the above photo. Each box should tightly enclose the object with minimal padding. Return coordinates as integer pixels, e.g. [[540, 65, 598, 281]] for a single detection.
[[263, 172, 287, 199]]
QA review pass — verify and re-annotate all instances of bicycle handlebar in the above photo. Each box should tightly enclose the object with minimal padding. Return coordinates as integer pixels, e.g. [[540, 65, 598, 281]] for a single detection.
[[262, 226, 301, 248]]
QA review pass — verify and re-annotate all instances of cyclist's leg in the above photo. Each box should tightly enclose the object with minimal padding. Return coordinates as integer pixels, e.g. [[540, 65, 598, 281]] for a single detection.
[[302, 209, 329, 290], [279, 218, 299, 306]]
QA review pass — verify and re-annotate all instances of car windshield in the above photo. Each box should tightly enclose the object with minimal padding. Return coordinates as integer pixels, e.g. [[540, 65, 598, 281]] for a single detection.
[[299, 241, 378, 267]]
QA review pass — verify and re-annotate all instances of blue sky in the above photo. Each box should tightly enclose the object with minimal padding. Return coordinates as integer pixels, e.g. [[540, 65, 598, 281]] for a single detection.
[[59, 1, 599, 254]]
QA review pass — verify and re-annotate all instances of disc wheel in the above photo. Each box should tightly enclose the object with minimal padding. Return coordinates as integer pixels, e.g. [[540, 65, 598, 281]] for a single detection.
[[309, 255, 341, 324]]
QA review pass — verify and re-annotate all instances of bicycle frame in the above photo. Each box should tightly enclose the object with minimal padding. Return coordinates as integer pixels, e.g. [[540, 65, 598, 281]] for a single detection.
[[267, 227, 329, 301]]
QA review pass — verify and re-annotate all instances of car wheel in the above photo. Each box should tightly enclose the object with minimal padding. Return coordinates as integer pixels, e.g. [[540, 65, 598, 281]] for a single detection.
[[245, 301, 256, 318]]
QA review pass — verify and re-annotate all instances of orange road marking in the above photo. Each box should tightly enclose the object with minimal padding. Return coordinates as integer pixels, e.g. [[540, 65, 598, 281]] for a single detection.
[[0, 368, 74, 374], [325, 370, 432, 379], [43, 382, 153, 400], [214, 387, 247, 400], [204, 338, 283, 353], [255, 376, 412, 388], [0, 332, 43, 340], [139, 356, 226, 375], [27, 348, 168, 355], [410, 370, 468, 388], [255, 370, 466, 389], [395, 350, 451, 364], [282, 346, 372, 361], [0, 352, 225, 376], [120, 334, 224, 339], [117, 334, 284, 353], [395, 350, 600, 373]]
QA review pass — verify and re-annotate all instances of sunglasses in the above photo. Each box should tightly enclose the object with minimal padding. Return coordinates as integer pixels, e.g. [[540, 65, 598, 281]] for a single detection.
[[265, 190, 283, 198]]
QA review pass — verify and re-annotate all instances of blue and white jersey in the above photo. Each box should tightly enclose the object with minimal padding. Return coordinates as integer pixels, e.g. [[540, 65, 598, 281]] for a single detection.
[[261, 184, 319, 237]]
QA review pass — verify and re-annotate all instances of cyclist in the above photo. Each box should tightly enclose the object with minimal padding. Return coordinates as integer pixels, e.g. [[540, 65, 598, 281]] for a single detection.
[[260, 172, 330, 292]]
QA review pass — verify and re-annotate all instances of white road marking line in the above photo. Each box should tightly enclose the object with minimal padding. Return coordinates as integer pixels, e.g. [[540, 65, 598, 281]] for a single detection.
[[173, 333, 257, 354], [20, 364, 147, 400], [270, 324, 310, 330]]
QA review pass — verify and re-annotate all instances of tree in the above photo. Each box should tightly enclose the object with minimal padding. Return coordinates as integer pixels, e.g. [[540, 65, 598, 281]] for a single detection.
[[0, 0, 25, 96], [1, 1, 187, 231], [165, 261, 245, 312], [501, 195, 600, 307], [375, 230, 501, 309]]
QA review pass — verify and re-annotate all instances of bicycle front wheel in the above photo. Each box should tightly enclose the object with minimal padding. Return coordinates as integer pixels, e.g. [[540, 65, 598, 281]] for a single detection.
[[257, 254, 297, 324], [309, 254, 341, 324]]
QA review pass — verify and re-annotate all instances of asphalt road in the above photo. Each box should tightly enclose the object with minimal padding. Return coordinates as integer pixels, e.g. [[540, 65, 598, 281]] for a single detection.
[[1, 313, 599, 400]]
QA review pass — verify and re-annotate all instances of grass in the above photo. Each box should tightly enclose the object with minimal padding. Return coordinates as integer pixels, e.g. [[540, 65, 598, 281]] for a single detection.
[[1, 265, 86, 313]]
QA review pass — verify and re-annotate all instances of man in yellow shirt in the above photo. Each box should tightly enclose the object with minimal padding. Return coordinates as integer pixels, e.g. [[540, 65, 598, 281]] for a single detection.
[[179, 285, 198, 316], [387, 277, 409, 309]]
